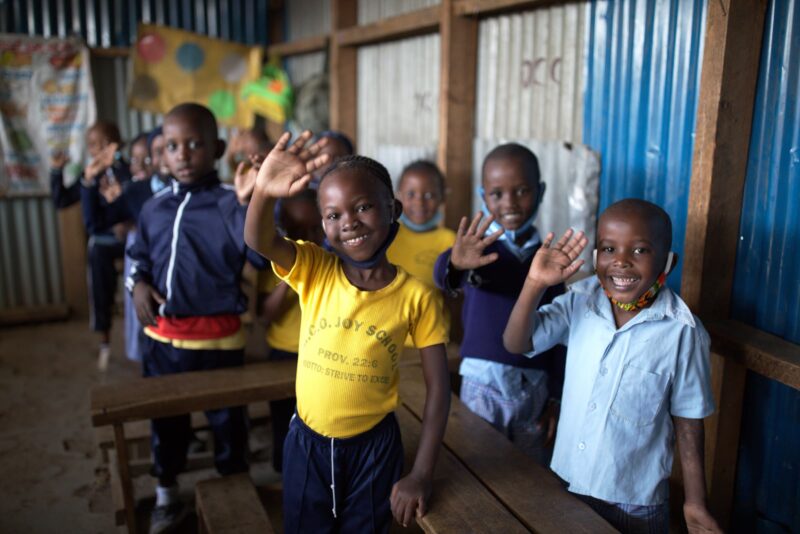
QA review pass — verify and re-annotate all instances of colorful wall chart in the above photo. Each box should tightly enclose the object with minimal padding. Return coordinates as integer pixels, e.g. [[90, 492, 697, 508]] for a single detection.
[[130, 24, 262, 128], [0, 35, 95, 193]]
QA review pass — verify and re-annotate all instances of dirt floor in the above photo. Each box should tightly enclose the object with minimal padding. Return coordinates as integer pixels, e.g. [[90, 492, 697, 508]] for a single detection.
[[0, 317, 282, 534]]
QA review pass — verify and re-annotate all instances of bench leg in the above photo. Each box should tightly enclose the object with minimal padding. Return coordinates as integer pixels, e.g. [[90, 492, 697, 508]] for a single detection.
[[113, 423, 138, 534]]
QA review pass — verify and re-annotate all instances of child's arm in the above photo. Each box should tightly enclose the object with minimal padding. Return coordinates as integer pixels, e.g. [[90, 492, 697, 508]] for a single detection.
[[503, 229, 587, 354], [244, 131, 329, 271], [674, 417, 721, 533], [126, 217, 164, 327], [390, 344, 449, 527]]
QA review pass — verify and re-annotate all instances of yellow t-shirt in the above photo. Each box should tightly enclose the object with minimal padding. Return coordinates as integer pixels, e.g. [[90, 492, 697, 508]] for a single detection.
[[387, 223, 456, 287], [274, 240, 449, 438], [258, 269, 301, 353]]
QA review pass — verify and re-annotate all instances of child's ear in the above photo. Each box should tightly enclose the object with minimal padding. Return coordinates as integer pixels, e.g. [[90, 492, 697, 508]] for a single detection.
[[214, 139, 226, 159], [392, 199, 403, 222]]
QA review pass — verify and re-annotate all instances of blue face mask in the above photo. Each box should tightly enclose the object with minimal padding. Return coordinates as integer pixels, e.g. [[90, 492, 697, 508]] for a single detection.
[[150, 174, 168, 194], [399, 211, 443, 233], [323, 221, 401, 270], [477, 184, 545, 261]]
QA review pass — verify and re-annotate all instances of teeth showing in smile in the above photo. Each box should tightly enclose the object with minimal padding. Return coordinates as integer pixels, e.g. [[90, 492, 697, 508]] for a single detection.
[[343, 235, 368, 247], [611, 276, 638, 287]]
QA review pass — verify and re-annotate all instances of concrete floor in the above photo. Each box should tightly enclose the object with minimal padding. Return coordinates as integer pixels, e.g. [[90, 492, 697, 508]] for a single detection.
[[0, 318, 282, 533]]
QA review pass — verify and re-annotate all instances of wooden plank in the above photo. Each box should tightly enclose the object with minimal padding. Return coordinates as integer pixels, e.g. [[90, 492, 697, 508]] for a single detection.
[[267, 34, 329, 57], [336, 6, 440, 47], [329, 0, 358, 141], [400, 366, 615, 533], [0, 303, 69, 325], [91, 360, 296, 426], [396, 406, 528, 533], [196, 474, 274, 534], [438, 0, 479, 230], [57, 205, 88, 317], [90, 46, 130, 58], [113, 423, 137, 534], [679, 0, 768, 528], [454, 0, 564, 16], [708, 320, 800, 390]]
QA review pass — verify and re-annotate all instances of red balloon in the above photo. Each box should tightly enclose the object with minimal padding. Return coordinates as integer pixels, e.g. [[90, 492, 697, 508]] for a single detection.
[[137, 33, 166, 64]]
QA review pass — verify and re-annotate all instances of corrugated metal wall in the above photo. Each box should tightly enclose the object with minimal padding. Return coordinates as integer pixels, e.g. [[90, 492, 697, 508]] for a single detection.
[[730, 0, 800, 530], [475, 4, 586, 144], [357, 33, 440, 182], [0, 195, 64, 310], [358, 0, 440, 25], [583, 0, 707, 292], [0, 0, 268, 312], [284, 0, 329, 88]]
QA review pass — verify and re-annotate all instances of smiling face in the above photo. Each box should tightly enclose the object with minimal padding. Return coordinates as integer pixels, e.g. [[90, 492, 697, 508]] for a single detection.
[[397, 169, 442, 225], [318, 168, 397, 262], [86, 127, 109, 158], [162, 112, 221, 184], [595, 210, 670, 305], [129, 138, 150, 180], [482, 157, 539, 231]]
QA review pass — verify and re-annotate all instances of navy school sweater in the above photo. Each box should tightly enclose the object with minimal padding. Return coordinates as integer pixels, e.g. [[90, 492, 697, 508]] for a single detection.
[[434, 240, 566, 396]]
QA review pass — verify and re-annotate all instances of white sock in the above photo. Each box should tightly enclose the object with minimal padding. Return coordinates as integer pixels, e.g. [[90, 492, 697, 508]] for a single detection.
[[155, 484, 179, 507]]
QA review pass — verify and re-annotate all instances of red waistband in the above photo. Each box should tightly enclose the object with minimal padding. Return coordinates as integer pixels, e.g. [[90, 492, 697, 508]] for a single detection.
[[149, 315, 241, 340]]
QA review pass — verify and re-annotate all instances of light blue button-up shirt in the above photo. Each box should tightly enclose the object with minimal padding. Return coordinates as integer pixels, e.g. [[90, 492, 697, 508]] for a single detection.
[[528, 276, 714, 506]]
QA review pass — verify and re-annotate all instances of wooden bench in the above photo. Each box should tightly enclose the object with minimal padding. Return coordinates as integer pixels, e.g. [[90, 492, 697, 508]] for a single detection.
[[399, 366, 616, 533], [196, 473, 274, 534]]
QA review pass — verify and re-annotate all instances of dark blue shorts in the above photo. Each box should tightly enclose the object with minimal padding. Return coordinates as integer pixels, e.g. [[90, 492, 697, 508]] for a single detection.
[[282, 413, 404, 534]]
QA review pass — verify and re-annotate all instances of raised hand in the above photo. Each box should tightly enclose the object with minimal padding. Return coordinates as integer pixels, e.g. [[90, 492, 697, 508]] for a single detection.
[[254, 131, 329, 199], [85, 143, 119, 181], [450, 212, 505, 270], [50, 151, 69, 169], [527, 229, 588, 286]]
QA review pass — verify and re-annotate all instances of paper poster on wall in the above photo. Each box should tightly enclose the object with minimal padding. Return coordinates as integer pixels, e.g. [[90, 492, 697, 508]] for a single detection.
[[0, 34, 96, 193], [129, 24, 262, 128]]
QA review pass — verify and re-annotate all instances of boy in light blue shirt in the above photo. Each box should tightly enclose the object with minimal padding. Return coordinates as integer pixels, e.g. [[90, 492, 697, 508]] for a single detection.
[[504, 199, 720, 534]]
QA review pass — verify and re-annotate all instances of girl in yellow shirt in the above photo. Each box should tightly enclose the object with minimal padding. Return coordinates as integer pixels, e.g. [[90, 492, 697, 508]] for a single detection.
[[245, 132, 450, 533]]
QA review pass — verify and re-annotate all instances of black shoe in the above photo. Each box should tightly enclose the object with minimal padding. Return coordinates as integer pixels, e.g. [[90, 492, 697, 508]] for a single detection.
[[149, 501, 188, 534]]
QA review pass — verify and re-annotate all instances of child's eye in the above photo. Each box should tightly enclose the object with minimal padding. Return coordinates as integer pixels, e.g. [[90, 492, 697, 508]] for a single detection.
[[356, 203, 372, 212], [326, 213, 339, 220], [601, 246, 614, 253], [515, 187, 530, 197], [422, 192, 435, 200], [166, 142, 177, 152], [405, 191, 416, 200], [633, 247, 649, 254], [489, 190, 502, 199]]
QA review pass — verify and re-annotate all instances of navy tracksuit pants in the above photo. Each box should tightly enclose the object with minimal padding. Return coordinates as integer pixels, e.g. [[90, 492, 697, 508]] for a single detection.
[[142, 336, 248, 486], [87, 237, 125, 332], [282, 413, 404, 534]]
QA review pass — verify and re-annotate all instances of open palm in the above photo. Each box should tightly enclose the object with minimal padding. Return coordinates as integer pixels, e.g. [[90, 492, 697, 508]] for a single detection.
[[528, 229, 588, 286], [255, 131, 329, 198]]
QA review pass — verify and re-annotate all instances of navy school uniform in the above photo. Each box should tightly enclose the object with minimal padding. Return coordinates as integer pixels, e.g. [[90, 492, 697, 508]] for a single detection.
[[125, 172, 267, 484]]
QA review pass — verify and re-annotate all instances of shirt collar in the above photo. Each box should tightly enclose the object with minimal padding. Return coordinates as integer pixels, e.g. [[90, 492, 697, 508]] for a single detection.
[[572, 276, 697, 329]]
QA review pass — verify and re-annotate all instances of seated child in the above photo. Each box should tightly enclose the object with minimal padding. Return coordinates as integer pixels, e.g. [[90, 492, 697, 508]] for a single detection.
[[503, 199, 719, 534], [257, 188, 323, 473], [387, 160, 455, 286], [434, 143, 566, 463], [244, 132, 450, 533], [127, 104, 267, 533]]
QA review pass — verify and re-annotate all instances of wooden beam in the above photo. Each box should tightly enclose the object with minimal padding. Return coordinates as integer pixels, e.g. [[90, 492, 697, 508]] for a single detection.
[[454, 0, 562, 16], [57, 205, 89, 317], [90, 47, 130, 58], [438, 0, 479, 230], [709, 320, 800, 391], [267, 34, 329, 57], [336, 6, 440, 47], [113, 423, 137, 534], [680, 0, 768, 528], [329, 0, 358, 142]]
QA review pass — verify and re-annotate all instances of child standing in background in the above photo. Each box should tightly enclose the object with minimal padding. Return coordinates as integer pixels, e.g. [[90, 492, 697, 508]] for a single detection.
[[127, 104, 267, 533], [387, 160, 455, 287], [434, 144, 566, 464], [245, 133, 450, 532], [503, 199, 719, 534]]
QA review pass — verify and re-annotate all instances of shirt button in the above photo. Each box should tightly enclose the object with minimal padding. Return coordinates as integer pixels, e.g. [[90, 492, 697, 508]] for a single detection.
[[599, 367, 608, 376], [578, 442, 586, 450], [588, 402, 597, 411]]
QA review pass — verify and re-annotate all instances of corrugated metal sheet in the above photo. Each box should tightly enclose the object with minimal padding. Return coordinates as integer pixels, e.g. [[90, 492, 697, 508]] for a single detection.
[[0, 196, 64, 309], [730, 0, 800, 531], [475, 4, 586, 144], [285, 0, 329, 88], [472, 138, 600, 272], [357, 33, 440, 163], [583, 0, 707, 292], [358, 0, 440, 25]]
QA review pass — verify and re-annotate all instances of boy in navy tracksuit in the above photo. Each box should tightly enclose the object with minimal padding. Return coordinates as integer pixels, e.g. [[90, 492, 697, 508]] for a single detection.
[[126, 103, 266, 534]]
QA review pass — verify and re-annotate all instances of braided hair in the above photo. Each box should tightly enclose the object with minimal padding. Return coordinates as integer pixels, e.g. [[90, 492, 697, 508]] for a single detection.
[[318, 155, 394, 197], [398, 160, 446, 198]]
